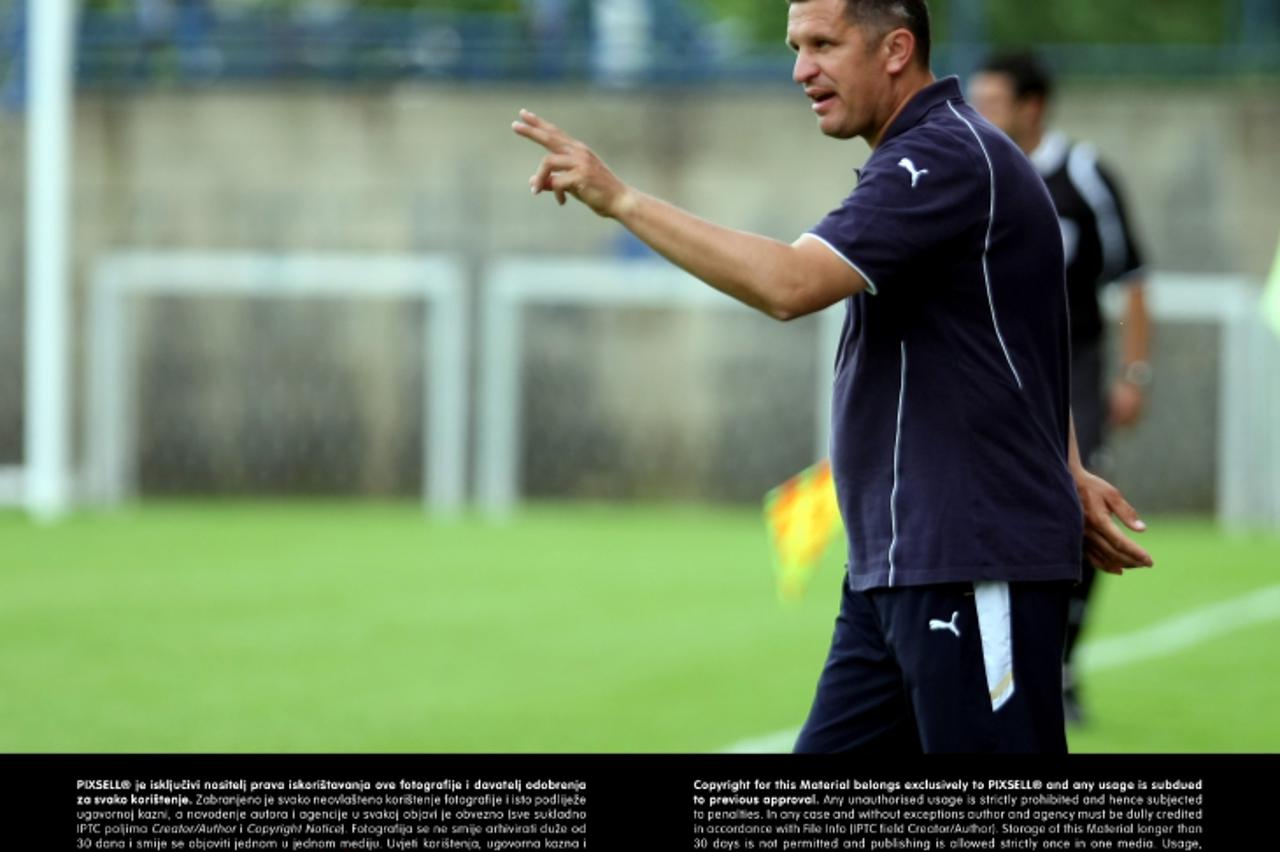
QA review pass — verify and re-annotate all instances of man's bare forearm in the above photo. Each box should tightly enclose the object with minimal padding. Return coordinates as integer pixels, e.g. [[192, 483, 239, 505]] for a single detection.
[[513, 110, 865, 321], [614, 190, 822, 320]]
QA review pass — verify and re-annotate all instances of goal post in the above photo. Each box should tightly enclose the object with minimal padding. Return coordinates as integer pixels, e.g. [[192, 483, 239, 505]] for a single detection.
[[84, 251, 469, 512], [477, 257, 843, 515], [22, 0, 77, 520], [1099, 272, 1278, 530], [476, 262, 1277, 528], [16, 254, 1276, 527]]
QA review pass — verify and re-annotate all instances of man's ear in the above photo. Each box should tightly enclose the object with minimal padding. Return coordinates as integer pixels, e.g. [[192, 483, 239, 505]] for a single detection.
[[883, 28, 916, 75]]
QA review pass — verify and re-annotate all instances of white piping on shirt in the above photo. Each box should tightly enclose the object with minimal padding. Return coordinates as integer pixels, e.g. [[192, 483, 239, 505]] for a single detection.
[[888, 341, 907, 587], [946, 102, 1024, 391]]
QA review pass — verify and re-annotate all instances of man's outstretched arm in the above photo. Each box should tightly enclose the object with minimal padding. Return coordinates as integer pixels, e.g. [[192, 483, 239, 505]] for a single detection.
[[513, 109, 866, 321]]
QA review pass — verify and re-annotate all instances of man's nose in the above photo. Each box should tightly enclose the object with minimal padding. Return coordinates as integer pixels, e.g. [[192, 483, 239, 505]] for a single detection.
[[793, 52, 818, 85]]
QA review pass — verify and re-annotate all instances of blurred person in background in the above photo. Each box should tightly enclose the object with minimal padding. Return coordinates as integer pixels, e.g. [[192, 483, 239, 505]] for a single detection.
[[969, 51, 1153, 726]]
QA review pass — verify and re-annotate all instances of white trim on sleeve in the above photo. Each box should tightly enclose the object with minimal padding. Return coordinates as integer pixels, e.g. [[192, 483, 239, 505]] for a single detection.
[[799, 233, 879, 296]]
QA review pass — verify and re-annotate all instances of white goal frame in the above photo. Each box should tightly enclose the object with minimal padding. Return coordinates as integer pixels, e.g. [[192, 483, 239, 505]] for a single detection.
[[476, 263, 1277, 527], [84, 251, 469, 512], [476, 257, 844, 515], [5, 0, 76, 518], [1100, 272, 1278, 529]]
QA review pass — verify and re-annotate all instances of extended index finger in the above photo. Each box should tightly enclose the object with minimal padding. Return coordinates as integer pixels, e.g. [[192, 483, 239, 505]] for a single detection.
[[512, 109, 572, 153]]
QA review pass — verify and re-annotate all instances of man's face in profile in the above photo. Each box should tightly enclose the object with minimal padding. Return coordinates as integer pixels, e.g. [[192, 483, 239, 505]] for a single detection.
[[788, 0, 890, 141]]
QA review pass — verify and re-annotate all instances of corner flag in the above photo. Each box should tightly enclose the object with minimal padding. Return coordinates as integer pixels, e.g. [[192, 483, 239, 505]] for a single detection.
[[764, 459, 841, 603]]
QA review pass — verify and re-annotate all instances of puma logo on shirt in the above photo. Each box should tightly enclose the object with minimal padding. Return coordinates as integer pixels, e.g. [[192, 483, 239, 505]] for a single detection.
[[898, 158, 930, 188]]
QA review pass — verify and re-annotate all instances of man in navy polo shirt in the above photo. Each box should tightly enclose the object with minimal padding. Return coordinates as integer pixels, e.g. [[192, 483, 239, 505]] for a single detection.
[[513, 0, 1153, 752]]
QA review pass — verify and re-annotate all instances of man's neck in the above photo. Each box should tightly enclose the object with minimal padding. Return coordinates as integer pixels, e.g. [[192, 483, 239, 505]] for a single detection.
[[868, 68, 937, 149]]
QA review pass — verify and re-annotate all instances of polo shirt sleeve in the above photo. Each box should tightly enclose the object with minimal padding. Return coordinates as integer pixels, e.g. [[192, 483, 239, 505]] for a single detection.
[[804, 141, 985, 295]]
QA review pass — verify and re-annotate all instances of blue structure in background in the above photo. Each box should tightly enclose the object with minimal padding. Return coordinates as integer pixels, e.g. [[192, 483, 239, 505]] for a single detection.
[[44, 0, 715, 89], [1, 0, 26, 110], [128, 0, 220, 82], [0, 0, 1277, 105]]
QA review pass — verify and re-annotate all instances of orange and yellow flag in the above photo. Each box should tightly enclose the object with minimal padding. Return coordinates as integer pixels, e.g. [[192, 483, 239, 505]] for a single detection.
[[764, 459, 842, 603]]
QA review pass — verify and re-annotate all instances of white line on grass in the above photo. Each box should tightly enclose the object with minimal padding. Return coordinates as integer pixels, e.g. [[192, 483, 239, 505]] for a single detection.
[[720, 584, 1280, 753], [1073, 583, 1280, 673]]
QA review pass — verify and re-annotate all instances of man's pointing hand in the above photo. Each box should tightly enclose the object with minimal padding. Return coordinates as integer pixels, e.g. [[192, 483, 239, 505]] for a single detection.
[[512, 109, 635, 218]]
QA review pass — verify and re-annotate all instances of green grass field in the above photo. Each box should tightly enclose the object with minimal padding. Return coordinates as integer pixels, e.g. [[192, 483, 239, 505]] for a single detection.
[[1, 503, 1277, 753]]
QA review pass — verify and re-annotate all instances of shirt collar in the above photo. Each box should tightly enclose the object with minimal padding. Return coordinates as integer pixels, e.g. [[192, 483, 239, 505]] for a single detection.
[[879, 75, 964, 146], [1029, 131, 1070, 175]]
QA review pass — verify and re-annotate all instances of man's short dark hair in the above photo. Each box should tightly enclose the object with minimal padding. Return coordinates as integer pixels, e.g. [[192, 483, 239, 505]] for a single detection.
[[976, 51, 1054, 102], [791, 0, 932, 67]]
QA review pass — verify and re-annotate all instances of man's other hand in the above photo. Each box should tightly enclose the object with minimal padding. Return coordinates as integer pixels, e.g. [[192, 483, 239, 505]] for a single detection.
[[1075, 468, 1154, 575]]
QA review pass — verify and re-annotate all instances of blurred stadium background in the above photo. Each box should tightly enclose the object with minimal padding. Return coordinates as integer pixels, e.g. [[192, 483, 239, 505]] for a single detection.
[[1, 0, 1278, 753]]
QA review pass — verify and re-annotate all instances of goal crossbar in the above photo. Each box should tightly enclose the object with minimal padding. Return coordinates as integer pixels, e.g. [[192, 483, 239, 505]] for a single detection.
[[477, 257, 842, 514], [84, 251, 469, 511]]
